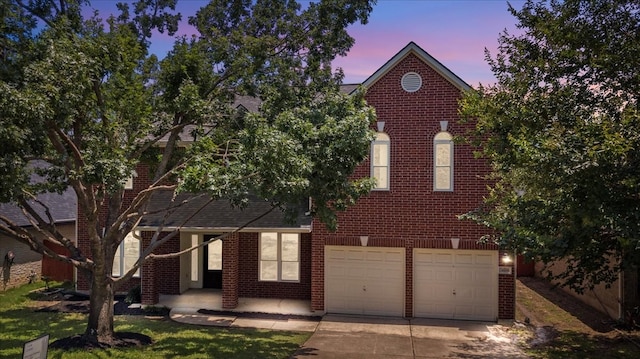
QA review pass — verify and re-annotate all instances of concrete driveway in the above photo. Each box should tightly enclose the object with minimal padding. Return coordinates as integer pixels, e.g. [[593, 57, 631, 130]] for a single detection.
[[292, 314, 528, 358]]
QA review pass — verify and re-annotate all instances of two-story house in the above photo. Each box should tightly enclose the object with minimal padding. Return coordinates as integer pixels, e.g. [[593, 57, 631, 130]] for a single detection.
[[76, 42, 515, 321]]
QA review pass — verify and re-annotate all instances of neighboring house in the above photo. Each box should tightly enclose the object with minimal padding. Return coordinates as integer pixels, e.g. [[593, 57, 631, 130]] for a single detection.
[[0, 187, 76, 290], [534, 260, 639, 321], [76, 42, 516, 320]]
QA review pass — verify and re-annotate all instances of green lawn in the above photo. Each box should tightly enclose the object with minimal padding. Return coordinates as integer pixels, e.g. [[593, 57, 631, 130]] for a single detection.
[[0, 282, 310, 358]]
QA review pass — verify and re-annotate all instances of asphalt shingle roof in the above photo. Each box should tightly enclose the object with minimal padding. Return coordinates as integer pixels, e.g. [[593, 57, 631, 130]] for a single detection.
[[139, 191, 311, 230]]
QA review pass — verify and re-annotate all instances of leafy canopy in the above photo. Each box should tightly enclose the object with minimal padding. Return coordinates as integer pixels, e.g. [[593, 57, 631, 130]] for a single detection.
[[460, 0, 640, 291], [0, 0, 376, 342]]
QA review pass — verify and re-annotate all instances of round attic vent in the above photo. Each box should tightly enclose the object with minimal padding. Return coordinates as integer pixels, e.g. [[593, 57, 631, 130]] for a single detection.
[[401, 72, 422, 93]]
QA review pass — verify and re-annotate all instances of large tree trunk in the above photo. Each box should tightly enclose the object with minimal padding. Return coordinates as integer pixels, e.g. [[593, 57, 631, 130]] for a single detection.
[[84, 270, 115, 344]]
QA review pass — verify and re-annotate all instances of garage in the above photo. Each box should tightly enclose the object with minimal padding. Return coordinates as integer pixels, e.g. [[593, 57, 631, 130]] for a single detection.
[[325, 246, 404, 316], [414, 249, 498, 321]]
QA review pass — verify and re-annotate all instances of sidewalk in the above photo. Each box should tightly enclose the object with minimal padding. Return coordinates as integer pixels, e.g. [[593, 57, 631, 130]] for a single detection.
[[169, 307, 321, 332], [159, 290, 321, 332]]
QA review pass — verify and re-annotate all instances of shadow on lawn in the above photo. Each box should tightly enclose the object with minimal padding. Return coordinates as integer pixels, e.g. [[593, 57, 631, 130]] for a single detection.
[[0, 307, 85, 356], [149, 327, 305, 358], [518, 276, 614, 333]]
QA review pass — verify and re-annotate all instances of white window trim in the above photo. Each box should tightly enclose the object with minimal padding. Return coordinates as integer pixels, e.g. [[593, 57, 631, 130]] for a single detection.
[[371, 132, 390, 191], [434, 132, 454, 192], [259, 233, 301, 282], [113, 231, 141, 278]]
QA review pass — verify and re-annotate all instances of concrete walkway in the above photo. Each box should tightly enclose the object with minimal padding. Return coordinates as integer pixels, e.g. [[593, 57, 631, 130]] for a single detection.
[[160, 289, 321, 332], [293, 315, 528, 358], [159, 291, 527, 357]]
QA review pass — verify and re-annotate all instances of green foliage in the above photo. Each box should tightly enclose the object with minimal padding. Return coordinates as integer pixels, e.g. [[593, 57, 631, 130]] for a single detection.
[[460, 0, 640, 291], [0, 0, 376, 341], [125, 285, 142, 305], [0, 283, 309, 358]]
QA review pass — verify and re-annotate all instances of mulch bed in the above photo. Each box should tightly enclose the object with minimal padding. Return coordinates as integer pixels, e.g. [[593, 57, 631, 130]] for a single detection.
[[30, 289, 154, 350], [33, 291, 148, 316], [49, 332, 152, 350]]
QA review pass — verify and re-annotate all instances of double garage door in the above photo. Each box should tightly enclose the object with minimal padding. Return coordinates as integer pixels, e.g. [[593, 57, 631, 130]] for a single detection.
[[325, 246, 498, 321]]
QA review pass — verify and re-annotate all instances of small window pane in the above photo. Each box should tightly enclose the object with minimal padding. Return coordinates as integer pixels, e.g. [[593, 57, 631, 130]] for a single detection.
[[260, 261, 278, 281], [112, 246, 121, 276], [123, 232, 140, 276], [436, 143, 451, 166], [435, 167, 451, 190], [281, 262, 300, 281], [191, 235, 198, 281], [208, 240, 222, 270], [281, 234, 299, 261], [373, 143, 389, 166], [260, 233, 278, 260], [373, 167, 388, 189]]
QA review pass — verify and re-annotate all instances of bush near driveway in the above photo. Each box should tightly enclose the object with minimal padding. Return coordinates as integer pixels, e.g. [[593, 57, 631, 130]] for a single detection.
[[0, 282, 310, 358]]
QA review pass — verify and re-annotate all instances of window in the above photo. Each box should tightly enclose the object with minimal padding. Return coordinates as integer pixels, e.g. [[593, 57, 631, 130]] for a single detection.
[[113, 231, 141, 277], [123, 170, 138, 190], [434, 131, 453, 191], [259, 233, 300, 282], [371, 132, 390, 190], [190, 234, 199, 281]]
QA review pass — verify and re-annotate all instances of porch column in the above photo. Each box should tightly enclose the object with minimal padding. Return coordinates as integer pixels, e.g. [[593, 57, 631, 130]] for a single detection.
[[141, 233, 158, 304], [310, 236, 324, 311], [222, 232, 239, 309]]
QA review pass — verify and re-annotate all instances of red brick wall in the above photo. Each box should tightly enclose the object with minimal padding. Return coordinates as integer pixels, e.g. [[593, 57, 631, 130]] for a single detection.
[[237, 232, 311, 300], [222, 232, 239, 308], [312, 52, 515, 319]]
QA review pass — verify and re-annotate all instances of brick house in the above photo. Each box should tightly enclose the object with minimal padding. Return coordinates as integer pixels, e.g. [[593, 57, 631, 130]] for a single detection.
[[76, 42, 516, 321], [1, 177, 76, 290]]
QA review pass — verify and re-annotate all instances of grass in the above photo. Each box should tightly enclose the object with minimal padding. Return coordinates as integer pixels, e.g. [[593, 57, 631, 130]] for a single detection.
[[0, 282, 310, 358], [515, 278, 640, 359]]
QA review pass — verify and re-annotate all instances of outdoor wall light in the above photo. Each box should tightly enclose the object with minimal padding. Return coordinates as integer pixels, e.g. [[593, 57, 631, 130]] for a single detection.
[[360, 236, 369, 247], [501, 253, 513, 264], [4, 251, 15, 267]]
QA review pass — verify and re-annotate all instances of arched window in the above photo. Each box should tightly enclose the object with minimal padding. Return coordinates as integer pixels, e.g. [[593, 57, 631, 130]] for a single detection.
[[371, 132, 390, 190], [434, 131, 453, 191]]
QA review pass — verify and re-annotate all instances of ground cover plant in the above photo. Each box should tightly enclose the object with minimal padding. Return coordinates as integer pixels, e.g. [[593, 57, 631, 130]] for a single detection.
[[0, 282, 310, 358]]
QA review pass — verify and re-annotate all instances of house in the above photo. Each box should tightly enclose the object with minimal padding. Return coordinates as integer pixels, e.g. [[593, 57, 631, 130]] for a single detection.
[[0, 185, 76, 290], [76, 42, 516, 321]]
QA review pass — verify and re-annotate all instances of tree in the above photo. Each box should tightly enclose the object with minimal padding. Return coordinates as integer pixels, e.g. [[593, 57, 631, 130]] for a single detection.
[[460, 0, 640, 292], [0, 0, 376, 346]]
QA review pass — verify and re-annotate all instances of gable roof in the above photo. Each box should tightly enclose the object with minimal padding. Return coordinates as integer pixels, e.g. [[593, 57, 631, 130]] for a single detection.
[[358, 41, 471, 93], [0, 188, 76, 227]]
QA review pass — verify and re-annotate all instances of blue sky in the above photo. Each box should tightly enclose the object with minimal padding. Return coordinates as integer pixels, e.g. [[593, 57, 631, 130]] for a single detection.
[[89, 0, 524, 87]]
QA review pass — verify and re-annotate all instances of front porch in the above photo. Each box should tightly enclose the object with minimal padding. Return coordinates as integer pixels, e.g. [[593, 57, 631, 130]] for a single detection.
[[157, 288, 317, 316]]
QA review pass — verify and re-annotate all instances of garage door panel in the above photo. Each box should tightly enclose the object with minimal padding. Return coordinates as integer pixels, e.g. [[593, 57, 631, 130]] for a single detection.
[[325, 246, 404, 317], [435, 253, 453, 264], [414, 249, 498, 321]]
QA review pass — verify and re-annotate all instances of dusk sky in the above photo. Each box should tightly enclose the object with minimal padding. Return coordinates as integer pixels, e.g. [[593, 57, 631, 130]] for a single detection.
[[90, 0, 525, 87]]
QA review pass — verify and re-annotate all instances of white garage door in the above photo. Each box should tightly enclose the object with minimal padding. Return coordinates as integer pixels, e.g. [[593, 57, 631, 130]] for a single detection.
[[325, 246, 404, 316], [414, 249, 497, 321]]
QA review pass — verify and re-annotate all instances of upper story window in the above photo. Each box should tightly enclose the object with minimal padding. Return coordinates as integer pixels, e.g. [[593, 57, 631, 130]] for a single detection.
[[434, 130, 454, 191], [259, 232, 300, 282], [371, 132, 390, 190], [113, 231, 141, 277]]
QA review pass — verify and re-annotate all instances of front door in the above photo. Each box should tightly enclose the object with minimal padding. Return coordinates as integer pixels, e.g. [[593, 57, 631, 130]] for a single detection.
[[203, 235, 223, 289]]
